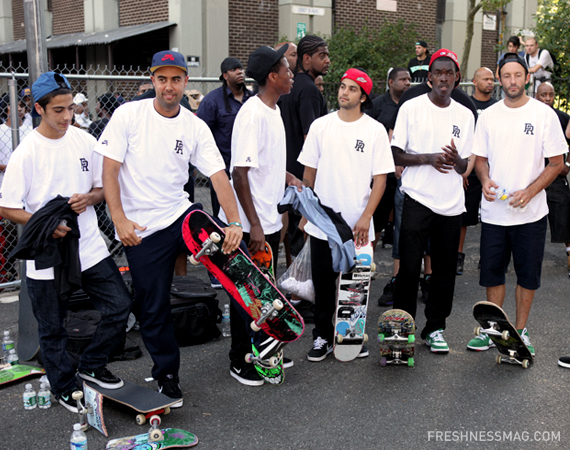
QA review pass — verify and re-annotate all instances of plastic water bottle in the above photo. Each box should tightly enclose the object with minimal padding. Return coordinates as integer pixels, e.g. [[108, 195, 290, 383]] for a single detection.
[[7, 349, 19, 366], [23, 383, 37, 410], [70, 423, 88, 449], [38, 383, 51, 409], [222, 304, 231, 337], [2, 331, 14, 360], [490, 187, 527, 212]]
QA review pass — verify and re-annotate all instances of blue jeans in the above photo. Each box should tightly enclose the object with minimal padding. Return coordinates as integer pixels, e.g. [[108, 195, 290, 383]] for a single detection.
[[27, 256, 132, 397]]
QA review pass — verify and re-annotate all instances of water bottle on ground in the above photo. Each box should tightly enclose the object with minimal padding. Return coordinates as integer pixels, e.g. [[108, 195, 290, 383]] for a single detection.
[[7, 349, 19, 366], [38, 382, 51, 409], [2, 331, 14, 360], [222, 304, 231, 337], [70, 423, 88, 449], [23, 383, 37, 410]]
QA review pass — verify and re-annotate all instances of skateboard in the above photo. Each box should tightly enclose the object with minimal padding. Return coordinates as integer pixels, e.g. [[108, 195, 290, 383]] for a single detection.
[[76, 379, 181, 437], [246, 337, 285, 385], [251, 241, 275, 283], [183, 210, 304, 343], [333, 242, 374, 362], [472, 301, 534, 369], [106, 428, 198, 449], [0, 363, 45, 386], [377, 309, 416, 367], [17, 276, 41, 362]]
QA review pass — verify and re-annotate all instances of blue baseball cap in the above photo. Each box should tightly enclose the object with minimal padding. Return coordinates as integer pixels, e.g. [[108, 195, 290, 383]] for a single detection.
[[150, 50, 188, 74], [31, 72, 72, 117]]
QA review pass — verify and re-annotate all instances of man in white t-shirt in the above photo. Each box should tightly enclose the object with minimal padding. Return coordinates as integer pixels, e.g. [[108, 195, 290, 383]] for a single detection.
[[96, 51, 243, 406], [0, 72, 132, 413], [299, 68, 394, 361], [468, 53, 567, 355], [391, 49, 475, 353], [218, 44, 303, 385], [524, 37, 554, 92]]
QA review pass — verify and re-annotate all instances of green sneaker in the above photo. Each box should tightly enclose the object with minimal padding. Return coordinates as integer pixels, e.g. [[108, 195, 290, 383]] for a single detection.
[[424, 329, 449, 353], [467, 332, 496, 351], [518, 328, 535, 356]]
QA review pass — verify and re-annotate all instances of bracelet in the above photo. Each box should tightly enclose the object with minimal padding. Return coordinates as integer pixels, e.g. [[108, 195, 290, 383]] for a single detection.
[[229, 222, 242, 228], [565, 161, 570, 168]]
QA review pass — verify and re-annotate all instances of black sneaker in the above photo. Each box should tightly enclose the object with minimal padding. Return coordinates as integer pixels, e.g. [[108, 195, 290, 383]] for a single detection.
[[456, 252, 465, 275], [283, 357, 294, 369], [378, 277, 396, 306], [158, 374, 183, 408], [357, 345, 369, 358], [230, 362, 264, 386], [558, 356, 570, 368], [58, 389, 80, 413], [307, 337, 332, 362], [420, 274, 431, 303], [78, 367, 124, 389]]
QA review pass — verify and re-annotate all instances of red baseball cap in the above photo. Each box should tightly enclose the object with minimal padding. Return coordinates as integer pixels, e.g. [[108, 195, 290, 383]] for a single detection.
[[429, 49, 461, 87], [341, 68, 373, 96]]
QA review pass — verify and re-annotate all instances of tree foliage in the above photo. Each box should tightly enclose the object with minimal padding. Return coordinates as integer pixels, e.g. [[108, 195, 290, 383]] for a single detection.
[[533, 0, 570, 78]]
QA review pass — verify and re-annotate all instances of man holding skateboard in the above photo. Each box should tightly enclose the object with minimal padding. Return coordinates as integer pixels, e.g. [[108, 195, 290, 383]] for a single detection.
[[96, 51, 243, 406], [0, 72, 132, 412], [391, 50, 475, 353], [298, 68, 394, 361], [468, 53, 567, 355]]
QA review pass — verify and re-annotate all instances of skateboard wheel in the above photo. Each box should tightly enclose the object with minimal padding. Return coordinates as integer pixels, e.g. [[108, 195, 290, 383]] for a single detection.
[[72, 391, 83, 401], [250, 321, 261, 332], [210, 232, 221, 243], [501, 330, 509, 340], [496, 355, 502, 365], [245, 353, 253, 364], [380, 357, 387, 367], [522, 359, 529, 369], [336, 334, 344, 344], [149, 415, 161, 427], [370, 262, 376, 272], [407, 357, 415, 367], [363, 334, 369, 343], [164, 407, 170, 416], [408, 335, 415, 344], [189, 255, 200, 266], [378, 333, 385, 343], [149, 429, 163, 442], [269, 356, 279, 368], [80, 423, 88, 432], [474, 326, 481, 336], [136, 414, 146, 425], [273, 299, 284, 310]]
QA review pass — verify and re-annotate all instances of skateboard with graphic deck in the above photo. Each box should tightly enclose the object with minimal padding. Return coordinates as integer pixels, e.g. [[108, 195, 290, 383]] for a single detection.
[[183, 210, 304, 344], [0, 364, 45, 386], [251, 241, 275, 283], [106, 428, 198, 449], [378, 309, 416, 367], [245, 337, 286, 385], [333, 242, 374, 362], [472, 301, 534, 369]]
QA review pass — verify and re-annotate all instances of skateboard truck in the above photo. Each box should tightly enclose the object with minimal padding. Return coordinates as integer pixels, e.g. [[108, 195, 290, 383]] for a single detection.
[[189, 232, 221, 265], [495, 350, 531, 369], [244, 352, 280, 368], [146, 414, 164, 442], [250, 299, 283, 332], [474, 323, 510, 341], [72, 390, 90, 432], [336, 327, 368, 345]]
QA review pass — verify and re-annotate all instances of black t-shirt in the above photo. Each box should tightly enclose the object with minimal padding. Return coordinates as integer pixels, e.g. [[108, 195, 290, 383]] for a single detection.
[[550, 108, 570, 179], [407, 57, 430, 83], [388, 82, 478, 131], [470, 96, 498, 117], [367, 90, 398, 132], [278, 72, 328, 179]]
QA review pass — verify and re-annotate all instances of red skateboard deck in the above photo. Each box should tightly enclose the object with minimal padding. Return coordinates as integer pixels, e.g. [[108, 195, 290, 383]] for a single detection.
[[183, 210, 304, 343]]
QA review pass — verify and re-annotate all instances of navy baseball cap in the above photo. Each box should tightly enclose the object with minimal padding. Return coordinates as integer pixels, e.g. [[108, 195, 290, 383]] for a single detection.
[[498, 52, 528, 76], [150, 50, 188, 74], [246, 45, 288, 83], [31, 72, 72, 117]]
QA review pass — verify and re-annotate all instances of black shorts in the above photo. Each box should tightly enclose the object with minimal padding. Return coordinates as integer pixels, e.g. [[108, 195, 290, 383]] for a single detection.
[[461, 173, 481, 227], [479, 216, 547, 290]]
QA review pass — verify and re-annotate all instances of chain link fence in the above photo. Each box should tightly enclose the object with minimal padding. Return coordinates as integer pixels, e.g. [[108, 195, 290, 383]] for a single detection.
[[0, 63, 232, 287]]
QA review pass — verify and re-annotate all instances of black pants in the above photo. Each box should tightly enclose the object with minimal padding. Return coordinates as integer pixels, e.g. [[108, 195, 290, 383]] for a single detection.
[[393, 195, 461, 339]]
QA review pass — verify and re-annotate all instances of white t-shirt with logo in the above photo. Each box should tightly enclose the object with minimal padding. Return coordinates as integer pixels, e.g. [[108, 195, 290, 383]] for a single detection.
[[0, 121, 32, 187], [472, 98, 568, 226], [219, 96, 286, 234], [392, 94, 475, 216], [95, 99, 226, 239], [0, 127, 109, 280], [298, 111, 395, 241]]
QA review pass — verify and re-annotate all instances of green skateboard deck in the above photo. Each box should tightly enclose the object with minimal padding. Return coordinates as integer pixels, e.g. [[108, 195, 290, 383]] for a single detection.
[[0, 364, 45, 386], [106, 428, 198, 449]]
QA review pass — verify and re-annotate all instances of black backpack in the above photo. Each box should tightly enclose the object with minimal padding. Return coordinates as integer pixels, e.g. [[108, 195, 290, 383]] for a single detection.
[[526, 48, 561, 78]]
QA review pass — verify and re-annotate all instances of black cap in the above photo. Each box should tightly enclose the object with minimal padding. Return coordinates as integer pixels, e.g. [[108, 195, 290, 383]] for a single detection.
[[416, 40, 428, 48], [98, 93, 121, 114], [246, 45, 288, 83], [498, 52, 528, 76], [219, 57, 243, 81]]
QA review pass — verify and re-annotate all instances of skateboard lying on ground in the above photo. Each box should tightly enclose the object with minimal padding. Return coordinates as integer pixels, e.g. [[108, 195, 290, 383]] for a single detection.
[[0, 364, 45, 386], [106, 428, 198, 449], [76, 379, 181, 437], [251, 241, 275, 283], [472, 301, 534, 369], [333, 242, 374, 362], [378, 309, 416, 367], [183, 210, 304, 343]]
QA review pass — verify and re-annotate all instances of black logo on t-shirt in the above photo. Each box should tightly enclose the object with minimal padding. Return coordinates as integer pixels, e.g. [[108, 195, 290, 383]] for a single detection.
[[101, 140, 108, 146], [246, 157, 252, 163], [524, 123, 534, 135], [355, 140, 365, 152], [452, 126, 461, 138], [174, 140, 184, 154], [80, 158, 89, 172]]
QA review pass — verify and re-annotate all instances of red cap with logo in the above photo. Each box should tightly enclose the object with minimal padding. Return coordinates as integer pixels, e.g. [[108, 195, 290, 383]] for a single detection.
[[341, 68, 373, 96], [429, 49, 461, 87]]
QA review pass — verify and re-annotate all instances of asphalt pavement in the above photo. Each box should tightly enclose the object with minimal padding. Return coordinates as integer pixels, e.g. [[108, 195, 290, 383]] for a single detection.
[[1, 223, 570, 450]]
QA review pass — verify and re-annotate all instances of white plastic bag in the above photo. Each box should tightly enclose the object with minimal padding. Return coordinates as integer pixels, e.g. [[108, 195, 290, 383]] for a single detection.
[[278, 238, 315, 302]]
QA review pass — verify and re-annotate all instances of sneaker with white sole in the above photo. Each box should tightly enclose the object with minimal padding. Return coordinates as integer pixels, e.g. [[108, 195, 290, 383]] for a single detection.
[[467, 332, 496, 351], [158, 374, 183, 408], [307, 337, 332, 362], [283, 357, 294, 369], [558, 356, 570, 368], [57, 389, 80, 413], [424, 329, 449, 353], [78, 367, 124, 389], [357, 345, 369, 358], [230, 363, 264, 386], [518, 328, 535, 356]]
